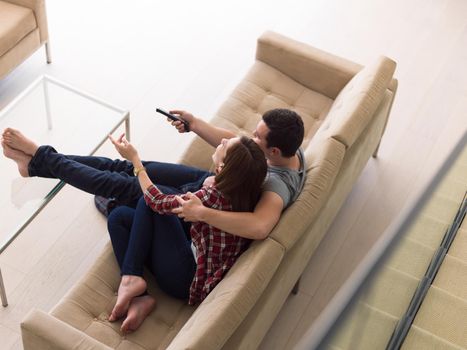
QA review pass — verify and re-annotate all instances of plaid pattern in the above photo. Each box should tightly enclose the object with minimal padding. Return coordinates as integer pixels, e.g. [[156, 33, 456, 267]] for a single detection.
[[94, 195, 118, 217], [144, 184, 251, 305]]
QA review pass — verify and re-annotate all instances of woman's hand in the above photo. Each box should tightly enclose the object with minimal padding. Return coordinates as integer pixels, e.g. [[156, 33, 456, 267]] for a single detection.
[[109, 133, 139, 163]]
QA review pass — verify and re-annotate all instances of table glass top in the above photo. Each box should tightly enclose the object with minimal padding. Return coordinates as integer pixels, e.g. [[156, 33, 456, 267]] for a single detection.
[[0, 75, 128, 253]]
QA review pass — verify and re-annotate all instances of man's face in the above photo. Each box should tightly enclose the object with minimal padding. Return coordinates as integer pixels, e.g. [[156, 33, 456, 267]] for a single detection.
[[252, 120, 270, 155]]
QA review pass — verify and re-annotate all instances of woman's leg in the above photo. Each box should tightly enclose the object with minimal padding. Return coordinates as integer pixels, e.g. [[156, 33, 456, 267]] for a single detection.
[[146, 208, 196, 300], [107, 206, 135, 269], [107, 195, 195, 331], [112, 196, 195, 304], [121, 294, 157, 334], [107, 203, 149, 322], [118, 194, 195, 298], [107, 205, 157, 333]]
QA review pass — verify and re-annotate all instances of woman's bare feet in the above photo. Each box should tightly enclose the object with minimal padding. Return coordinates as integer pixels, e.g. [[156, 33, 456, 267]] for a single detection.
[[120, 295, 156, 334], [1, 141, 31, 177], [2, 128, 39, 156], [108, 275, 147, 322]]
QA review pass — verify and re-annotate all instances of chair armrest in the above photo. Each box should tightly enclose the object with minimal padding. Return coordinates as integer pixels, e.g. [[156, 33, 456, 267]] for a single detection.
[[4, 0, 49, 43], [21, 309, 112, 350], [167, 238, 285, 350], [256, 31, 363, 99]]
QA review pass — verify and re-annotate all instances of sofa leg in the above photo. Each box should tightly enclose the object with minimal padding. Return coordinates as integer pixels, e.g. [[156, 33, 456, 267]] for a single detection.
[[0, 267, 8, 307], [372, 138, 383, 158], [45, 42, 52, 64], [372, 145, 380, 158], [292, 277, 301, 295]]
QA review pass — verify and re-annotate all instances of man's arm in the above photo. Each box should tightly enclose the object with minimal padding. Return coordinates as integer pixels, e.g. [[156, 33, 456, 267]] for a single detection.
[[170, 110, 236, 147], [174, 191, 284, 240]]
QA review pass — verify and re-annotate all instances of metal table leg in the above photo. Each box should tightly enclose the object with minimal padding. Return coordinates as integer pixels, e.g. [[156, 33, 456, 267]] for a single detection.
[[125, 114, 131, 141], [0, 267, 8, 307]]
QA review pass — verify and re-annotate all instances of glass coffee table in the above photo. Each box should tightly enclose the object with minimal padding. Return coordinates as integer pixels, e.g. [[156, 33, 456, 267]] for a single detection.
[[0, 75, 130, 306]]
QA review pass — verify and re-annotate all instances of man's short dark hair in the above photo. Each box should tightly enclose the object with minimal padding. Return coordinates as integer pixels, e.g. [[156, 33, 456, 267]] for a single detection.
[[262, 109, 304, 157]]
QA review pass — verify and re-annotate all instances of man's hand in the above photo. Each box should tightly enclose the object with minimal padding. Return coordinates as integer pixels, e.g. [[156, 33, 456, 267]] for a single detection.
[[173, 192, 204, 222], [109, 133, 139, 163], [168, 110, 195, 133]]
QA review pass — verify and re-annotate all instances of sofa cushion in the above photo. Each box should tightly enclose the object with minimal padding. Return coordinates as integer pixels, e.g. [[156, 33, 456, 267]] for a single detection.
[[179, 60, 334, 170], [50, 243, 195, 350], [0, 1, 37, 57], [321, 56, 396, 149], [49, 238, 284, 350]]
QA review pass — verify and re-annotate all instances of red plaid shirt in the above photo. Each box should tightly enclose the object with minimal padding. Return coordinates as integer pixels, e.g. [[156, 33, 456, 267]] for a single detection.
[[144, 184, 251, 305]]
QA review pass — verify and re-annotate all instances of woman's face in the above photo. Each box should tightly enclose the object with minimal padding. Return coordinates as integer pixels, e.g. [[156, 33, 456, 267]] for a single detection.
[[212, 137, 239, 168]]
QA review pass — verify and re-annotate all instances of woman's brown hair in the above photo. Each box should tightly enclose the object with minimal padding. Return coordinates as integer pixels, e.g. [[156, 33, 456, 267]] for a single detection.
[[215, 136, 267, 212]]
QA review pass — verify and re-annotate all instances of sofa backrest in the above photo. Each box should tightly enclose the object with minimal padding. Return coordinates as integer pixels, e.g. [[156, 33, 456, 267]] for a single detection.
[[319, 56, 396, 149], [178, 59, 336, 170], [255, 31, 365, 100]]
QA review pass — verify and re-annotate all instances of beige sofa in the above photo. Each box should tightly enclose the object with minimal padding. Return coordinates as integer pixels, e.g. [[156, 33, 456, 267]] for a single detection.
[[20, 31, 397, 350], [0, 0, 50, 80]]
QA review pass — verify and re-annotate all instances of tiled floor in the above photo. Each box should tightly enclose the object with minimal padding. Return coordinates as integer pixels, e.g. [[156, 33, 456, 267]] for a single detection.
[[0, 0, 466, 349]]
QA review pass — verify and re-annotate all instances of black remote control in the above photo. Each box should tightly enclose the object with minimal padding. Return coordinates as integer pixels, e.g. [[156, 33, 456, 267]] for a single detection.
[[156, 108, 190, 131]]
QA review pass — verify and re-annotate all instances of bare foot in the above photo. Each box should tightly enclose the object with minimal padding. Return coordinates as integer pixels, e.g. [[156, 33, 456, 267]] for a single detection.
[[2, 128, 39, 156], [120, 295, 156, 334], [2, 141, 31, 177], [108, 275, 147, 322]]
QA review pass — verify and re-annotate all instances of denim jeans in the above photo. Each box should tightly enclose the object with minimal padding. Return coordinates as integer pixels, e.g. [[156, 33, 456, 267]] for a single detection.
[[28, 145, 212, 207], [28, 145, 211, 299], [108, 196, 196, 300]]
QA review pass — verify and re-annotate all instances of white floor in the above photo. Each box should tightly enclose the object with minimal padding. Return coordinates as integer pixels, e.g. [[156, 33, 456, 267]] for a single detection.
[[0, 0, 466, 349]]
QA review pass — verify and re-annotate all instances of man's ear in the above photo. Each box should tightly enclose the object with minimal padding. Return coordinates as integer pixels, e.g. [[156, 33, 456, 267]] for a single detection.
[[269, 147, 282, 157]]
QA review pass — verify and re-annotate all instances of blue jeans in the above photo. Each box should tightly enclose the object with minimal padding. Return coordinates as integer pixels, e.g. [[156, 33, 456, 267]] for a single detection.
[[28, 145, 212, 207], [28, 145, 211, 299], [107, 196, 196, 299]]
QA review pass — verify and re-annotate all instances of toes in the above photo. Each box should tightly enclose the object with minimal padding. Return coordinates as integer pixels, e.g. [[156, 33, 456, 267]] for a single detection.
[[120, 320, 133, 334], [3, 128, 14, 137], [108, 313, 118, 322], [109, 304, 125, 322]]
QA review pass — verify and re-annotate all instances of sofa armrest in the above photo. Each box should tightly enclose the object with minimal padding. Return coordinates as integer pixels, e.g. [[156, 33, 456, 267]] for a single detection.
[[256, 31, 363, 99], [21, 309, 112, 350], [4, 0, 49, 43], [167, 238, 285, 350]]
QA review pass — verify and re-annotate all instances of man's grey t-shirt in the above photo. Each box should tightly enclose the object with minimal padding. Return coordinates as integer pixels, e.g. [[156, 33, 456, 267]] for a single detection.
[[262, 149, 306, 208]]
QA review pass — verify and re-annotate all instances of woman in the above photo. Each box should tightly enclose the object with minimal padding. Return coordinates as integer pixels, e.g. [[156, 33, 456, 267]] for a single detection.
[[104, 133, 268, 333], [1, 128, 267, 333]]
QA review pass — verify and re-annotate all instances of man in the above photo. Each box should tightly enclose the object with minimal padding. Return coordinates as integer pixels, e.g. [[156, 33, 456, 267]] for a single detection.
[[169, 108, 305, 239], [1, 108, 305, 239]]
